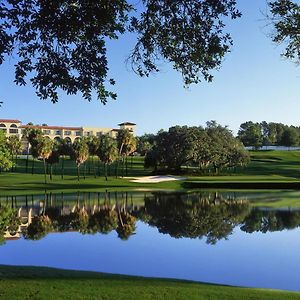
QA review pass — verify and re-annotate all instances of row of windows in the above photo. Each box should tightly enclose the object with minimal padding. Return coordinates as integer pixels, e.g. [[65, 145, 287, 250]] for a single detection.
[[0, 123, 18, 128], [0, 128, 19, 133], [42, 129, 82, 136], [1, 127, 105, 137]]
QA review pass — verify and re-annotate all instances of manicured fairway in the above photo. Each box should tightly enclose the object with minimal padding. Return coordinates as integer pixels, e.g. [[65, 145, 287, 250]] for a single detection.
[[1, 150, 300, 195], [0, 265, 299, 300]]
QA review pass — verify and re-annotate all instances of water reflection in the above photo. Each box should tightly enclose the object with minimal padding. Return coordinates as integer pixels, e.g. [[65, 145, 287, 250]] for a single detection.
[[2, 191, 300, 245]]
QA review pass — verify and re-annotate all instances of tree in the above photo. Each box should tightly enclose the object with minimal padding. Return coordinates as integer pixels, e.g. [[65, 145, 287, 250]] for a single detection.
[[97, 136, 118, 181], [117, 129, 136, 176], [150, 126, 197, 171], [22, 127, 43, 174], [46, 140, 61, 180], [86, 136, 101, 177], [136, 134, 156, 156], [35, 137, 54, 184], [0, 1, 241, 104], [0, 131, 14, 171], [238, 121, 263, 150], [206, 121, 246, 173], [6, 135, 22, 171], [144, 123, 249, 174], [71, 139, 89, 181], [279, 127, 299, 148], [58, 138, 72, 179], [269, 1, 300, 64]]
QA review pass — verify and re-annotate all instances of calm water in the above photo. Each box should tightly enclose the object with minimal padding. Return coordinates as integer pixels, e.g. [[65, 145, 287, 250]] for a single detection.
[[1, 190, 300, 291]]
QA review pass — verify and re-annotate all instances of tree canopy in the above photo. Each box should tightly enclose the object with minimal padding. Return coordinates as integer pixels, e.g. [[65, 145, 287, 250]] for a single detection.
[[0, 1, 241, 103], [145, 122, 249, 173], [1, 1, 300, 104]]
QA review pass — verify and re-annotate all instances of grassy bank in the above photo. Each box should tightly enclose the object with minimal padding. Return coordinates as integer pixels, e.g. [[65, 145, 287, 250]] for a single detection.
[[0, 265, 299, 300]]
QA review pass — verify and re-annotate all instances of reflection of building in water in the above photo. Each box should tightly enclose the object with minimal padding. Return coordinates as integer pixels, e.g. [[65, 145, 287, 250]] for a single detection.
[[2, 191, 254, 243], [4, 208, 32, 240], [3, 193, 143, 241]]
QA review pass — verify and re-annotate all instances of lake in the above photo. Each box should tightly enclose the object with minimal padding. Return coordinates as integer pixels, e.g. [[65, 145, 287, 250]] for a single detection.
[[1, 190, 300, 291]]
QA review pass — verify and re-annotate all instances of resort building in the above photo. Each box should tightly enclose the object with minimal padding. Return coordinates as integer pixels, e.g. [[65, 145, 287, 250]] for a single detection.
[[0, 119, 136, 152]]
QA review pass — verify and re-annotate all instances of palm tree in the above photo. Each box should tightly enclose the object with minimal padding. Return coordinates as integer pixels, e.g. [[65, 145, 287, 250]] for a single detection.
[[6, 135, 22, 172], [46, 140, 60, 180], [86, 136, 100, 177], [117, 130, 137, 176], [22, 126, 43, 174], [35, 136, 53, 184], [123, 135, 137, 176], [57, 138, 72, 179], [97, 135, 118, 181], [71, 139, 89, 181], [117, 129, 133, 177]]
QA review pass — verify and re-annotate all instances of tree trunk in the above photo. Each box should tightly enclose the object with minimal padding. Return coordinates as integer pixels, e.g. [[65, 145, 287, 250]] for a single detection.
[[61, 155, 64, 180], [92, 156, 96, 178], [43, 158, 47, 184], [125, 155, 128, 176], [115, 158, 120, 178], [105, 163, 108, 181], [26, 152, 29, 173], [31, 158, 35, 175], [77, 165, 80, 181], [50, 164, 53, 181], [84, 163, 86, 180]]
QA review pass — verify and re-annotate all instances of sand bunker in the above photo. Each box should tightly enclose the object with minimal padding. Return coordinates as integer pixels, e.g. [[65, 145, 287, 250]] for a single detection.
[[129, 175, 186, 183]]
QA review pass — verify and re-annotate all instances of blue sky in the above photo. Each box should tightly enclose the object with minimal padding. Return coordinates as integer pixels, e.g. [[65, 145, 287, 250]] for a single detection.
[[1, 1, 300, 135]]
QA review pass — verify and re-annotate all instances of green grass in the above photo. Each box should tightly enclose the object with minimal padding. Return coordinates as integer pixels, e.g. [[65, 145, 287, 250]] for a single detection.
[[3, 150, 300, 196], [0, 265, 299, 300]]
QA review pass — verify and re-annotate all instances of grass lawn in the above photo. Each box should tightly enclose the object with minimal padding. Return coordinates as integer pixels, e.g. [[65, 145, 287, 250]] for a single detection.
[[2, 150, 300, 195], [0, 265, 299, 300]]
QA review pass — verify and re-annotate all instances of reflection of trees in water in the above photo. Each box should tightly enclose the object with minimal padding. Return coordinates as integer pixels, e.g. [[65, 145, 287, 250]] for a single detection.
[[3, 192, 300, 244], [241, 209, 300, 233], [24, 215, 52, 240], [89, 208, 118, 234], [142, 193, 250, 244]]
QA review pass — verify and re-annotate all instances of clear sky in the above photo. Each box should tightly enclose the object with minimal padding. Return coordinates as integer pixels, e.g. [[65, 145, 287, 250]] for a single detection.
[[1, 1, 300, 136]]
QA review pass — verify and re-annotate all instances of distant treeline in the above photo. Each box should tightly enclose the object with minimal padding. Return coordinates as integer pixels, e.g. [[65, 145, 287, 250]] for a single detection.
[[237, 121, 300, 149]]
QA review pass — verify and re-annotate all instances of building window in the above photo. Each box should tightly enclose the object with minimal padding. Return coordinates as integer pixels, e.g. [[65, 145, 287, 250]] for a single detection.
[[85, 132, 91, 136], [9, 124, 18, 134], [9, 129, 18, 134], [55, 130, 61, 135], [43, 130, 51, 135], [75, 131, 81, 136], [96, 132, 102, 137], [0, 124, 6, 133], [64, 131, 71, 136]]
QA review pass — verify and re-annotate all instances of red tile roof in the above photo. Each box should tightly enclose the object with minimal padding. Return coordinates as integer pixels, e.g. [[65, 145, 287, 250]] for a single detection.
[[0, 119, 21, 123]]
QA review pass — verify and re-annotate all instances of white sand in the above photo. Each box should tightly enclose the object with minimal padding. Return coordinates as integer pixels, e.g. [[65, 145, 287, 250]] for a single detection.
[[128, 175, 186, 183]]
